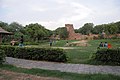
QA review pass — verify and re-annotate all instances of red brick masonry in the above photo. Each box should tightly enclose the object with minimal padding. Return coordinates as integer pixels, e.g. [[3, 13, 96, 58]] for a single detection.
[[65, 24, 81, 40]]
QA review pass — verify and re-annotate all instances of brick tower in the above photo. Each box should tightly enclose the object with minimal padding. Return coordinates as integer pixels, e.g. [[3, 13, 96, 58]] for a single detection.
[[65, 24, 81, 40]]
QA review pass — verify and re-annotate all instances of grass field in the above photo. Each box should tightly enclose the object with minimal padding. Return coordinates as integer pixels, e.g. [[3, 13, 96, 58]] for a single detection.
[[30, 39, 120, 64], [1, 39, 120, 79], [3, 39, 119, 65], [0, 64, 120, 80], [66, 39, 120, 64]]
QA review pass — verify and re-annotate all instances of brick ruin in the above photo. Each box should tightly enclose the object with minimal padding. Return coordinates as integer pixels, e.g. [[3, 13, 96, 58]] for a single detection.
[[65, 24, 81, 40], [51, 24, 100, 40], [52, 24, 120, 40]]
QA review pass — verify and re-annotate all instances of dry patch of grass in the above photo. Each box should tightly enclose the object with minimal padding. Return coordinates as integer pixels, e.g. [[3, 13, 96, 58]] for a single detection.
[[65, 40, 90, 47]]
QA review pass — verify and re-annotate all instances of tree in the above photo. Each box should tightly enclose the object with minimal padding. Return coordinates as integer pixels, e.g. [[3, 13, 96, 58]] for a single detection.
[[79, 23, 94, 35], [93, 24, 104, 34], [0, 21, 9, 31], [8, 22, 26, 41], [115, 21, 120, 33], [74, 29, 80, 33], [106, 23, 118, 34], [9, 22, 24, 33], [25, 23, 50, 41], [54, 27, 68, 39]]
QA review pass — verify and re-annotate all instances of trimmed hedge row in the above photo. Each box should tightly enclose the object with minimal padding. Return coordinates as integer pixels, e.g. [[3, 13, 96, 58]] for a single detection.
[[93, 48, 120, 63], [0, 46, 67, 62], [0, 49, 6, 64]]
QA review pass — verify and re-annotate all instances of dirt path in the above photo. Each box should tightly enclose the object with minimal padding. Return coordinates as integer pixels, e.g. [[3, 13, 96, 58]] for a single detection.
[[52, 47, 76, 49], [0, 69, 61, 80], [65, 40, 90, 47], [72, 40, 88, 44]]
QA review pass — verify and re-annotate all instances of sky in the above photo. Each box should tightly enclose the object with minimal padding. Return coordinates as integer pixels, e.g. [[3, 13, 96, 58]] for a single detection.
[[0, 0, 120, 30]]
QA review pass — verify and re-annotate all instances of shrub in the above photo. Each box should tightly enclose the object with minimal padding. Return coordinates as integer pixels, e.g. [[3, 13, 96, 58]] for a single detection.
[[0, 46, 67, 62], [92, 48, 120, 64], [0, 46, 15, 57], [0, 49, 6, 64]]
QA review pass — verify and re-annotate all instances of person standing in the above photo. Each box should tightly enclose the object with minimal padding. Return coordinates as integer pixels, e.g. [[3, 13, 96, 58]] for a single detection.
[[19, 35, 24, 47], [49, 39, 52, 47]]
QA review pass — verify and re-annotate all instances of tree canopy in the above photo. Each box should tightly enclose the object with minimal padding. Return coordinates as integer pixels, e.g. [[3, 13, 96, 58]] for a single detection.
[[0, 20, 120, 43], [76, 21, 120, 35], [25, 23, 52, 41], [54, 27, 68, 39], [78, 23, 94, 35]]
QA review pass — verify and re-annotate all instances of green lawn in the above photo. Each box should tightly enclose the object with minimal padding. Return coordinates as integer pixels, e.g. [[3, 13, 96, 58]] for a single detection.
[[66, 39, 120, 64], [32, 40, 78, 47], [1, 39, 120, 80], [34, 39, 120, 64], [0, 64, 120, 80], [14, 39, 120, 65]]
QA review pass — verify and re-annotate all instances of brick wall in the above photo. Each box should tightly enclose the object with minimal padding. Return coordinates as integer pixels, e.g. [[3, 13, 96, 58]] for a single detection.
[[65, 24, 81, 40]]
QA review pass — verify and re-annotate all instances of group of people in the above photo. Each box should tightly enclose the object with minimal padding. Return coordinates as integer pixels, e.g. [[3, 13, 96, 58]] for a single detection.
[[99, 42, 112, 49]]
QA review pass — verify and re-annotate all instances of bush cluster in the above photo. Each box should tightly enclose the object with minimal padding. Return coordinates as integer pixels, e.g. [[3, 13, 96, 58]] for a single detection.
[[0, 49, 6, 64], [0, 46, 67, 62], [92, 48, 120, 63]]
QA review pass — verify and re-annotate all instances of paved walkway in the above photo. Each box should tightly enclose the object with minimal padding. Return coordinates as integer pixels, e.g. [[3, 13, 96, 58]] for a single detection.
[[5, 57, 120, 75]]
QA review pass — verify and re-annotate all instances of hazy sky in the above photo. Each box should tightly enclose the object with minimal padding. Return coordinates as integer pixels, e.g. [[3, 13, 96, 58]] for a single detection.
[[0, 0, 120, 30]]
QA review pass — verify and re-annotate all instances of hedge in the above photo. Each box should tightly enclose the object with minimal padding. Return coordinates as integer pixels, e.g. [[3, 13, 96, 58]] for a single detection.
[[0, 46, 67, 62], [92, 48, 120, 63], [0, 49, 6, 64]]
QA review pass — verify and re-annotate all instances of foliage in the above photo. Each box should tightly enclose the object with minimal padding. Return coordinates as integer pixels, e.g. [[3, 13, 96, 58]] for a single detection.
[[115, 21, 120, 33], [0, 46, 16, 57], [0, 21, 26, 43], [0, 21, 9, 30], [92, 25, 104, 34], [0, 21, 52, 43], [78, 23, 94, 35], [25, 23, 52, 41], [0, 49, 6, 64], [75, 21, 120, 35], [0, 46, 67, 62], [9, 22, 24, 33], [92, 48, 120, 64], [1, 20, 120, 44], [54, 27, 68, 39], [104, 23, 118, 34], [93, 23, 119, 35]]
